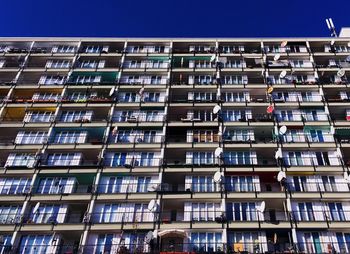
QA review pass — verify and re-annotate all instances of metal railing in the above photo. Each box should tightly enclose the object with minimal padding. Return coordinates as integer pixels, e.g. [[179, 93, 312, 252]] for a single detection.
[[33, 183, 93, 195], [281, 155, 341, 167], [22, 212, 83, 224], [104, 158, 162, 168]]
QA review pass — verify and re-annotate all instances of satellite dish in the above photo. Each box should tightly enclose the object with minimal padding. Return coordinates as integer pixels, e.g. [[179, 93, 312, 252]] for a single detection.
[[343, 172, 350, 183], [337, 69, 345, 78], [33, 202, 40, 213], [139, 87, 145, 95], [279, 70, 287, 79], [281, 41, 288, 47], [279, 126, 287, 135], [331, 40, 335, 46], [213, 171, 223, 183], [291, 228, 297, 244], [266, 105, 274, 114], [286, 198, 292, 212], [109, 87, 115, 97], [347, 42, 350, 48], [147, 199, 158, 212], [210, 55, 216, 62], [214, 147, 223, 158], [336, 149, 342, 158], [27, 160, 35, 168], [145, 231, 154, 244], [267, 86, 274, 94], [218, 57, 227, 64], [257, 201, 266, 213], [277, 171, 286, 182], [346, 55, 350, 63], [213, 105, 221, 114], [275, 150, 282, 160], [111, 126, 118, 136], [147, 183, 160, 192], [274, 54, 281, 61]]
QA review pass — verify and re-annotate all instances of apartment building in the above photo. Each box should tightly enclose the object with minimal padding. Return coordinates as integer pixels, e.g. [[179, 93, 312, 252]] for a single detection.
[[0, 34, 349, 253]]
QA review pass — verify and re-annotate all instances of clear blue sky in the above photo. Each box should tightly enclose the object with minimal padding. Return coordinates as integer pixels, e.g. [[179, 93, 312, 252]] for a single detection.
[[1, 0, 349, 37]]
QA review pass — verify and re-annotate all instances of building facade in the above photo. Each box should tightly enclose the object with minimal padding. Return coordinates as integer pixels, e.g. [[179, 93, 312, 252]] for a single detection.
[[0, 36, 349, 253]]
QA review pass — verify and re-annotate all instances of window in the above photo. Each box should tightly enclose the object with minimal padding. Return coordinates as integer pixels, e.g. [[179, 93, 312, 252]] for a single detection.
[[104, 153, 127, 167], [328, 203, 346, 221], [136, 177, 152, 192], [190, 232, 223, 252], [336, 232, 350, 253], [138, 152, 155, 166], [230, 202, 257, 221], [189, 152, 214, 165], [0, 205, 22, 224], [223, 152, 255, 165], [225, 59, 244, 68], [188, 203, 221, 221], [192, 130, 219, 143], [223, 92, 248, 102], [221, 110, 251, 122], [224, 129, 253, 142], [46, 60, 70, 69], [113, 111, 135, 122], [74, 75, 102, 84], [47, 153, 82, 166], [321, 176, 337, 192], [118, 92, 138, 103], [225, 176, 254, 192], [114, 130, 132, 143], [80, 60, 100, 68], [53, 45, 76, 53], [0, 235, 12, 254], [84, 45, 107, 53], [143, 111, 163, 122], [53, 131, 87, 144], [94, 203, 151, 223], [0, 178, 31, 195], [15, 131, 48, 144], [188, 92, 216, 102], [98, 176, 123, 194], [143, 92, 160, 102], [19, 235, 54, 254], [23, 111, 54, 123], [36, 177, 75, 194], [38, 75, 66, 85], [59, 111, 93, 122], [228, 232, 261, 254], [297, 203, 315, 221], [5, 153, 36, 167], [191, 176, 215, 192], [190, 75, 213, 85], [284, 152, 303, 166], [291, 176, 309, 192], [222, 75, 247, 85], [127, 45, 168, 53], [32, 92, 61, 102], [31, 204, 61, 224], [221, 45, 243, 53]]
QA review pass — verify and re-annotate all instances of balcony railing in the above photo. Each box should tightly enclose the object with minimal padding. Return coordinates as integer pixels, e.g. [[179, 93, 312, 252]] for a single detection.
[[282, 155, 341, 167], [0, 184, 31, 195], [33, 184, 93, 195], [22, 212, 83, 224], [39, 159, 99, 167]]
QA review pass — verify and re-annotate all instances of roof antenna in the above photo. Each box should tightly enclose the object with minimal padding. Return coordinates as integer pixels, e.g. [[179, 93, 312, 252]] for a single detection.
[[326, 18, 338, 37]]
